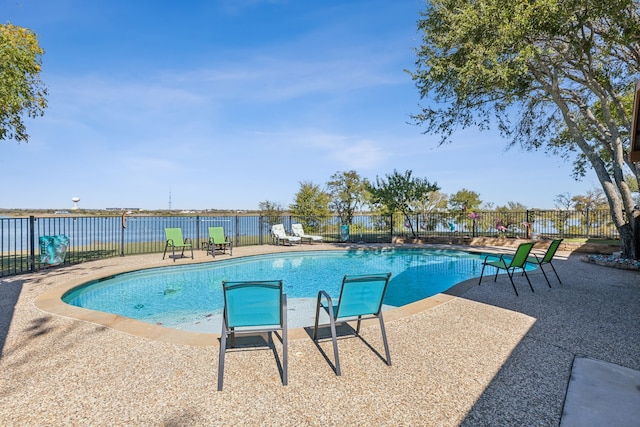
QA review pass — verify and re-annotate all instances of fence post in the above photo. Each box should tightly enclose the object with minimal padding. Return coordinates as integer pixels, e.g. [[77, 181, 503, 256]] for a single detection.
[[390, 213, 394, 242], [120, 212, 126, 257], [195, 216, 201, 250], [235, 216, 240, 248], [259, 215, 263, 245], [29, 216, 36, 272]]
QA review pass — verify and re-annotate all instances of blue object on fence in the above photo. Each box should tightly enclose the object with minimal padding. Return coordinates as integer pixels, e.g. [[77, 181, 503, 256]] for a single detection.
[[339, 224, 350, 242], [39, 235, 69, 265]]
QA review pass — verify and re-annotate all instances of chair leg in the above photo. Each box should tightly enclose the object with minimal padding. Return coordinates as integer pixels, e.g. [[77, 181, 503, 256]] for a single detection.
[[522, 269, 534, 292], [313, 299, 322, 341], [313, 292, 340, 376], [478, 263, 487, 285], [506, 270, 519, 296], [162, 243, 168, 260], [549, 262, 562, 284], [328, 311, 341, 376], [217, 325, 228, 391], [539, 264, 552, 288], [282, 294, 288, 386], [378, 313, 391, 366]]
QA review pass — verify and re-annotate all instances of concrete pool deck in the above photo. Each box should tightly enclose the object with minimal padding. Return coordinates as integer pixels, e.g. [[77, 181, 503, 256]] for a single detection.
[[1, 243, 639, 425]]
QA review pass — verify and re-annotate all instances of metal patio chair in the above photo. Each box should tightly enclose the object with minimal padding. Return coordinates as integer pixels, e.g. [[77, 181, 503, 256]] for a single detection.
[[271, 223, 301, 246], [313, 273, 392, 376], [291, 223, 323, 244], [162, 227, 193, 261], [207, 226, 232, 257], [478, 242, 535, 296], [527, 239, 563, 287], [217, 280, 288, 391]]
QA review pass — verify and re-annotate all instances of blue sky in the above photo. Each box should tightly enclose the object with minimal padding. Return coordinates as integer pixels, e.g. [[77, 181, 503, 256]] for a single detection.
[[2, 0, 598, 210]]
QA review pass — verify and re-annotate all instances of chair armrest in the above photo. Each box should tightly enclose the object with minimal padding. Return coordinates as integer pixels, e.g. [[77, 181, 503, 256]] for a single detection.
[[281, 294, 287, 329], [313, 290, 336, 340], [482, 254, 500, 263], [316, 290, 335, 318]]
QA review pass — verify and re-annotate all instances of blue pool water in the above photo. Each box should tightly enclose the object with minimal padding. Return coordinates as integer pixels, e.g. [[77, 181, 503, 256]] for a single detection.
[[63, 249, 497, 332]]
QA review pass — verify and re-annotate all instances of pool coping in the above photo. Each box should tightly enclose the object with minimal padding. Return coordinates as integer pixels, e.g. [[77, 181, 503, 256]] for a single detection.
[[33, 244, 483, 346]]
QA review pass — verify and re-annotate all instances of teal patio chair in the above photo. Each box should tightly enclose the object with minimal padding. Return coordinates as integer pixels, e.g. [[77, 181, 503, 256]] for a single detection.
[[162, 228, 193, 261], [207, 227, 232, 257], [217, 280, 287, 391], [313, 273, 392, 376], [527, 239, 563, 287], [478, 242, 535, 296]]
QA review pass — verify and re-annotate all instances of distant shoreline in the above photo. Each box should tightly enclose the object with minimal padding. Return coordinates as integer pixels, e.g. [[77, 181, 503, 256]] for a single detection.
[[0, 209, 266, 218]]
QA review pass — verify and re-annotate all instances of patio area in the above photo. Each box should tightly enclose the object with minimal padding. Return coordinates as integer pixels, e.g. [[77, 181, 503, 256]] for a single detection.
[[1, 243, 638, 425]]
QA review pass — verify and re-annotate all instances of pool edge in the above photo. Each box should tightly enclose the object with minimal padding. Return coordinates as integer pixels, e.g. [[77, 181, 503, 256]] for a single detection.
[[33, 244, 484, 347]]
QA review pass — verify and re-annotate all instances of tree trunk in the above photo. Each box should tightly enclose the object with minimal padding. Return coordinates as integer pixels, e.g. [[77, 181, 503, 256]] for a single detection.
[[635, 213, 640, 261], [618, 220, 639, 260]]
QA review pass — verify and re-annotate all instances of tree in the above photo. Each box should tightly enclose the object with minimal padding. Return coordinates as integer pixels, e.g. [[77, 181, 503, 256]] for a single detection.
[[449, 189, 482, 214], [1, 23, 47, 142], [258, 200, 284, 229], [449, 189, 483, 233], [553, 193, 575, 238], [367, 169, 439, 237], [572, 189, 609, 237], [413, 190, 448, 231], [326, 170, 370, 225], [410, 0, 640, 259], [290, 181, 331, 231]]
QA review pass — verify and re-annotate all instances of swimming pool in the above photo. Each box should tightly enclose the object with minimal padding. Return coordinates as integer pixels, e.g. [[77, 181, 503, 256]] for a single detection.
[[62, 249, 495, 331]]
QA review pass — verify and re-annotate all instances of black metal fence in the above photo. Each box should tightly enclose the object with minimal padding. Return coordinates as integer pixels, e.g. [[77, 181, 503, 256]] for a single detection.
[[0, 210, 619, 277]]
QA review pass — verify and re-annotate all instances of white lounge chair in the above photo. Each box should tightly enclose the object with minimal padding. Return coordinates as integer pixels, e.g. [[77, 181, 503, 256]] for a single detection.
[[291, 223, 323, 244], [271, 224, 301, 246]]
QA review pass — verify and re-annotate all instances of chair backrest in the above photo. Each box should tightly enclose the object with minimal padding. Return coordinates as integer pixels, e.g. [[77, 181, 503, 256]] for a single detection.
[[222, 280, 283, 328], [291, 223, 304, 237], [165, 228, 184, 245], [336, 273, 392, 318], [541, 239, 563, 263], [271, 224, 286, 238], [209, 227, 226, 244], [509, 242, 535, 268]]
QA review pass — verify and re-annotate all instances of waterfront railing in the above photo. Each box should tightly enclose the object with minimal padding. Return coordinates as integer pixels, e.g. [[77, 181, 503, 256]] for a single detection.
[[0, 210, 619, 277]]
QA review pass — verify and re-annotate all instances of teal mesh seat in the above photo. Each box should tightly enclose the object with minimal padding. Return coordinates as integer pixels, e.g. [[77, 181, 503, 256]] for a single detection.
[[217, 280, 287, 391], [313, 273, 392, 376], [478, 242, 535, 296]]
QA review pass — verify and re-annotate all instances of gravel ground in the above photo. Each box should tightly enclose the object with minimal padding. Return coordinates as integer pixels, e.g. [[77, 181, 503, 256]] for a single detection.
[[1, 244, 638, 426]]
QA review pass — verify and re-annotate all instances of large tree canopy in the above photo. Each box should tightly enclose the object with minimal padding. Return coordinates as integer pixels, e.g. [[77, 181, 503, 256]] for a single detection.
[[0, 22, 47, 143], [326, 170, 370, 225], [410, 0, 640, 258], [290, 181, 331, 231], [368, 169, 439, 237]]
